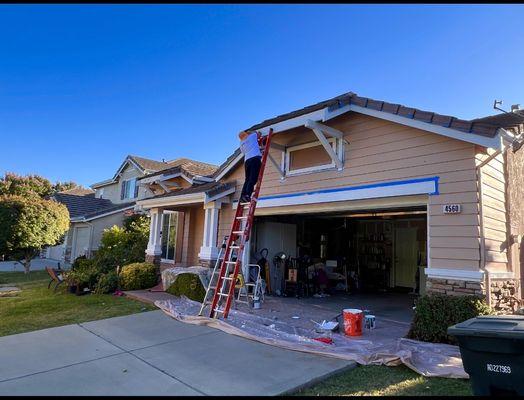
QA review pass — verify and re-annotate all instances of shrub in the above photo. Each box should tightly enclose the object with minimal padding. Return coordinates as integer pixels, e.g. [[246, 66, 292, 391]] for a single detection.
[[407, 294, 492, 345], [93, 214, 150, 272], [93, 271, 119, 294], [166, 273, 206, 303], [119, 262, 157, 291], [71, 255, 87, 271], [64, 258, 99, 290]]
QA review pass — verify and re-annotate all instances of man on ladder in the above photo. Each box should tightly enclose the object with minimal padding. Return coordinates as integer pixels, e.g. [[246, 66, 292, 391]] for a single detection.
[[238, 130, 262, 204], [201, 128, 273, 319]]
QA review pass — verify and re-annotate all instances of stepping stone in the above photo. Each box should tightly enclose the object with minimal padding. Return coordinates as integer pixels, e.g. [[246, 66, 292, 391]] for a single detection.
[[0, 286, 21, 296]]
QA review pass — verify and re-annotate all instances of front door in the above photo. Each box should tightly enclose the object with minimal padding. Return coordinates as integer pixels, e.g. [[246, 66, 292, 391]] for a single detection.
[[394, 227, 418, 289]]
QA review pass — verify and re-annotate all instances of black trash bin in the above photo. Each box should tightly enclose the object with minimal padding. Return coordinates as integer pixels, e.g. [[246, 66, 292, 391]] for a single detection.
[[448, 315, 524, 396]]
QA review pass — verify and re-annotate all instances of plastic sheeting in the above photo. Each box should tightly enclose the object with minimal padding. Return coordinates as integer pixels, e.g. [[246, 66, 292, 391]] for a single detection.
[[161, 266, 211, 291], [155, 296, 468, 379]]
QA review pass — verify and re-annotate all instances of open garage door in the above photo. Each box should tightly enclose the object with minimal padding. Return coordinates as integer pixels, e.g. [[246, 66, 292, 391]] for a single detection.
[[251, 206, 427, 296]]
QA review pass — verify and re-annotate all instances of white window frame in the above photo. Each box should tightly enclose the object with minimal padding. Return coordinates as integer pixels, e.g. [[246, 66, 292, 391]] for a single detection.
[[122, 178, 137, 200], [160, 211, 178, 263], [284, 137, 343, 176], [97, 187, 104, 199]]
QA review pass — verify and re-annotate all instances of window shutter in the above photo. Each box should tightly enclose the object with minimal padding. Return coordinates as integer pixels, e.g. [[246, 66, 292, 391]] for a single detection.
[[120, 180, 126, 200]]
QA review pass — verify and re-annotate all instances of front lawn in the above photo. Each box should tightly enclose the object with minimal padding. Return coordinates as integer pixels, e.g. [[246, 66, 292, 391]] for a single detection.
[[0, 270, 156, 337], [294, 365, 473, 396]]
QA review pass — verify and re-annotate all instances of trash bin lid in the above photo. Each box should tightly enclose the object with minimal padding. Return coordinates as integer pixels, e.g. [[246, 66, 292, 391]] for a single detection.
[[448, 315, 524, 339]]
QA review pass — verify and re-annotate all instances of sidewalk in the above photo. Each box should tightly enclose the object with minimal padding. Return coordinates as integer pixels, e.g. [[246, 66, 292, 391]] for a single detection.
[[0, 310, 354, 396]]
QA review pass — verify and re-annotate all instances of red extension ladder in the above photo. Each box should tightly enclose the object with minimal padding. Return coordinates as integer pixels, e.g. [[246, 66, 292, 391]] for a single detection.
[[206, 129, 273, 319]]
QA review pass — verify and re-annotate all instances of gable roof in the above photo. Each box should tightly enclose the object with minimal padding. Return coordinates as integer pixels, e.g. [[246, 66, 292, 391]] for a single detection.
[[138, 158, 218, 182], [53, 193, 135, 221], [471, 112, 524, 129], [247, 91, 501, 138], [58, 187, 95, 196], [214, 91, 513, 180], [92, 155, 218, 189]]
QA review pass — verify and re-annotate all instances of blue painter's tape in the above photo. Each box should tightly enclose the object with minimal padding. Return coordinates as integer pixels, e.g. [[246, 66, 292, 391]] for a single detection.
[[258, 176, 440, 201]]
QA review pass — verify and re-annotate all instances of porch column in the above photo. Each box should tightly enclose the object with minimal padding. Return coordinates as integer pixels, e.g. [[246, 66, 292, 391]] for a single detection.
[[199, 201, 221, 266], [145, 208, 163, 268]]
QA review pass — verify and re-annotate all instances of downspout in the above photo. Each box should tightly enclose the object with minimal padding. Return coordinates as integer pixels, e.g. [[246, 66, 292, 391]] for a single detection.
[[476, 143, 504, 308]]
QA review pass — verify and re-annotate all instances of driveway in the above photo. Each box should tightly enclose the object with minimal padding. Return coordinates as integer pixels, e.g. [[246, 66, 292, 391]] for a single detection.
[[0, 258, 68, 272], [0, 310, 354, 396]]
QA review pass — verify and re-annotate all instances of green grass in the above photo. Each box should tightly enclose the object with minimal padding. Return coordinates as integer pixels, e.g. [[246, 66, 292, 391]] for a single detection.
[[293, 365, 473, 397], [0, 270, 156, 337]]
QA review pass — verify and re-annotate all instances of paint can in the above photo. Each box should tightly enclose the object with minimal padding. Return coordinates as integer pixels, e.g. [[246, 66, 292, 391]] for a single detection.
[[364, 314, 376, 330], [253, 297, 261, 309], [343, 308, 363, 336]]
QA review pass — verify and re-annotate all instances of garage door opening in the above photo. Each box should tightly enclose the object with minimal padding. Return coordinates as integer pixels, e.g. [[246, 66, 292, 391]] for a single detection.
[[249, 207, 427, 321]]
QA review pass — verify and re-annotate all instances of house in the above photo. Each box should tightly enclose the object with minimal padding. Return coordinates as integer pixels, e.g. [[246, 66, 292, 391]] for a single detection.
[[53, 155, 218, 263], [137, 91, 524, 313]]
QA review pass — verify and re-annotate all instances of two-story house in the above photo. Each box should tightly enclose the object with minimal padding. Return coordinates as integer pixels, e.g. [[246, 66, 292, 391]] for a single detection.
[[137, 91, 524, 314], [54, 155, 218, 263]]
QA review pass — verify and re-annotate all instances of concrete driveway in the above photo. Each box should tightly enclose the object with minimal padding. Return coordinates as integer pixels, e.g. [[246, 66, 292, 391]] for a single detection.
[[0, 310, 354, 396]]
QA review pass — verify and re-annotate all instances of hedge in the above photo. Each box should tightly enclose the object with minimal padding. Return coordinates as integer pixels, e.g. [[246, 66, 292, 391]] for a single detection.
[[407, 294, 492, 345], [119, 262, 157, 291]]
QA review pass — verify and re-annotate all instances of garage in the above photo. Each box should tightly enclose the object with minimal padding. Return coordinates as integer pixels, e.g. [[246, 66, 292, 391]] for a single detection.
[[250, 206, 427, 309]]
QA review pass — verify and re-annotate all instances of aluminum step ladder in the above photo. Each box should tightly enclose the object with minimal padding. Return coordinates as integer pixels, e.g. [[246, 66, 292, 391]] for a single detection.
[[207, 128, 274, 319], [197, 235, 229, 316]]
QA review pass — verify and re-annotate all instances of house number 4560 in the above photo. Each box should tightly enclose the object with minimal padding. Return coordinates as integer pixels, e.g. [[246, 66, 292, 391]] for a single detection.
[[443, 204, 461, 214]]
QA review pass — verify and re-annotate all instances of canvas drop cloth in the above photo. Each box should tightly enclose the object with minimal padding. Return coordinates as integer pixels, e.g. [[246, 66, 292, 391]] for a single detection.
[[155, 296, 468, 379]]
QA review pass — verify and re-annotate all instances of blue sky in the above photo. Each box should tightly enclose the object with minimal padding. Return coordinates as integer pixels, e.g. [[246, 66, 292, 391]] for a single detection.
[[1, 4, 523, 187]]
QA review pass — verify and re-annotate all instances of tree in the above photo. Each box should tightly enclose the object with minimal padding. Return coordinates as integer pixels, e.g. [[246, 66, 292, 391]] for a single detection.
[[0, 173, 54, 198], [0, 195, 70, 273], [53, 181, 81, 193]]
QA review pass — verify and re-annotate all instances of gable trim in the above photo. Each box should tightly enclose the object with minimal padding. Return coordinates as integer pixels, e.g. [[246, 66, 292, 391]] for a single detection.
[[325, 104, 503, 149]]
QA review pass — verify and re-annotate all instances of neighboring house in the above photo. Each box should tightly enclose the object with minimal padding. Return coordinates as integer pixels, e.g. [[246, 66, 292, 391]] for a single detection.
[[137, 91, 524, 313], [53, 154, 218, 262]]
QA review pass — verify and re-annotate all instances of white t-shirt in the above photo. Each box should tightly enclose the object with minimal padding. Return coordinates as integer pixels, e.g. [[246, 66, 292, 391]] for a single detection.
[[240, 132, 262, 161]]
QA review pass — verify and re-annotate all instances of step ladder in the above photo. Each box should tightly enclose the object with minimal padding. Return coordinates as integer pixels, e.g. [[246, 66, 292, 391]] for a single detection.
[[197, 235, 229, 316], [207, 128, 273, 319]]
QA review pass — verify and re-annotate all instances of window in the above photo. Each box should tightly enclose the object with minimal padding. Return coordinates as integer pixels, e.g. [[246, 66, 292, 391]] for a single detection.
[[285, 138, 340, 175], [121, 178, 138, 200], [97, 188, 104, 199], [161, 212, 178, 261]]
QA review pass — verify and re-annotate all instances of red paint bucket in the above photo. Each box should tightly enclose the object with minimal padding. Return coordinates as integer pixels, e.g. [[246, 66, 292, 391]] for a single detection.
[[343, 308, 363, 336]]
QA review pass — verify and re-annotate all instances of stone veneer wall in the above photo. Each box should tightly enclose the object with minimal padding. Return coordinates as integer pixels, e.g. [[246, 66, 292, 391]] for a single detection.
[[490, 279, 521, 314], [145, 254, 162, 282], [426, 277, 521, 315], [426, 278, 485, 297]]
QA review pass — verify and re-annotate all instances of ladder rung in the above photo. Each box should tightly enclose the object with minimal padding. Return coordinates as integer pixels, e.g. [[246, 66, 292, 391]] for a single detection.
[[213, 308, 225, 314], [236, 216, 248, 220], [232, 230, 244, 235], [225, 261, 236, 264], [230, 246, 240, 249], [218, 293, 230, 297], [221, 277, 234, 281]]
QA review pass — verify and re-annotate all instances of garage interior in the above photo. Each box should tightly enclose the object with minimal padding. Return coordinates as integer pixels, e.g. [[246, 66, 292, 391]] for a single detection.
[[249, 207, 428, 320]]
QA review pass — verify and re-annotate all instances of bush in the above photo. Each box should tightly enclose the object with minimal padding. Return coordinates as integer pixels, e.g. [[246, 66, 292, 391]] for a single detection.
[[71, 255, 87, 270], [64, 258, 99, 290], [407, 294, 492, 345], [93, 214, 150, 272], [166, 273, 206, 303], [119, 262, 157, 291], [93, 271, 119, 294]]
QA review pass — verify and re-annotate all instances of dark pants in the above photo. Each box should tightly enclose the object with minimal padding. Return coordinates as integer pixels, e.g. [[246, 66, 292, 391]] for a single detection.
[[241, 156, 262, 200]]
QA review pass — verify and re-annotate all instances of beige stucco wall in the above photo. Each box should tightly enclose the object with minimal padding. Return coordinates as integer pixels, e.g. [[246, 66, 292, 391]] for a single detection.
[[218, 112, 485, 273]]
